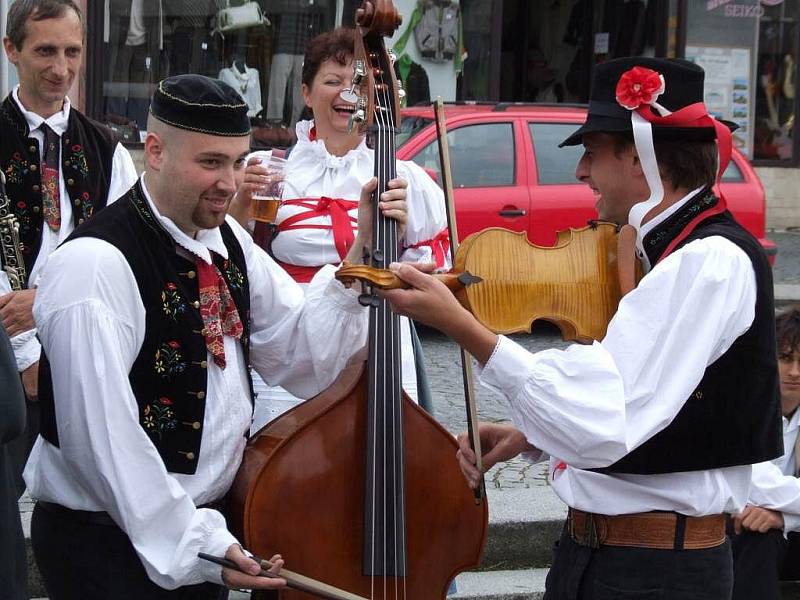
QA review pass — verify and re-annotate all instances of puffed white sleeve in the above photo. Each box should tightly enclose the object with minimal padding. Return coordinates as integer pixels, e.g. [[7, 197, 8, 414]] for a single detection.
[[229, 217, 369, 398], [396, 160, 451, 269], [106, 143, 139, 204], [33, 238, 239, 589]]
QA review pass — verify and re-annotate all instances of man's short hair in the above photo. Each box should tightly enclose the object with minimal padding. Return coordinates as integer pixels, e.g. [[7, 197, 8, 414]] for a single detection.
[[777, 306, 800, 355], [6, 0, 84, 49], [611, 133, 718, 192]]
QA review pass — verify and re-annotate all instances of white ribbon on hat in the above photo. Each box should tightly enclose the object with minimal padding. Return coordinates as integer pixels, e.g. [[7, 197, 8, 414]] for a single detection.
[[627, 101, 672, 272]]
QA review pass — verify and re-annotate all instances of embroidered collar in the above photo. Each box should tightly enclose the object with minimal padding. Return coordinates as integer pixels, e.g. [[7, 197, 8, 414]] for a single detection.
[[12, 85, 70, 137], [640, 186, 721, 267], [139, 174, 229, 264]]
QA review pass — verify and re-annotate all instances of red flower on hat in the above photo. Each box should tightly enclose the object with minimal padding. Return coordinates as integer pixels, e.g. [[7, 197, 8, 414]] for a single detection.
[[615, 66, 665, 111]]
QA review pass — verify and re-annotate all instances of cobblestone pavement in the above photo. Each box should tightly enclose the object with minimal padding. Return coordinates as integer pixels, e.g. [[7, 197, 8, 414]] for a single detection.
[[419, 323, 569, 489]]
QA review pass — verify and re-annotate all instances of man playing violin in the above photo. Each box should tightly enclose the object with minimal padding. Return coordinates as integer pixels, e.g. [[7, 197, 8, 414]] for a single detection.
[[382, 57, 781, 599]]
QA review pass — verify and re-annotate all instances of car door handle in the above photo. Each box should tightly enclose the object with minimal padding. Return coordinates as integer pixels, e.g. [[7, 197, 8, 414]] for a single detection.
[[498, 209, 526, 217]]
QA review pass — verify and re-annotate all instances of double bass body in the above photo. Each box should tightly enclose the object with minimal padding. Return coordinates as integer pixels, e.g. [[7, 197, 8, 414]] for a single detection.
[[229, 364, 488, 599]]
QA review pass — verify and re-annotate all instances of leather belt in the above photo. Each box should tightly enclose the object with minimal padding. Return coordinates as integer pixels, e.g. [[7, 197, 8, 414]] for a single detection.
[[567, 508, 726, 550], [38, 498, 227, 527]]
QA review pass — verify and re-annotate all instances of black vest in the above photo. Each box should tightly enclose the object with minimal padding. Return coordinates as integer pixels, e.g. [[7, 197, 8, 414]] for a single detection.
[[39, 182, 253, 474], [599, 190, 782, 475], [0, 95, 117, 285]]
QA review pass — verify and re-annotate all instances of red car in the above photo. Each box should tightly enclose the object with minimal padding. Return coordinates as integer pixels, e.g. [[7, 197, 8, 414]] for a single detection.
[[396, 103, 777, 261]]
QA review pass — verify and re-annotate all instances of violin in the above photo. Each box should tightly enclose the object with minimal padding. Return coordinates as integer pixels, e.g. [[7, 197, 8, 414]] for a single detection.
[[229, 2, 488, 598], [338, 221, 641, 343]]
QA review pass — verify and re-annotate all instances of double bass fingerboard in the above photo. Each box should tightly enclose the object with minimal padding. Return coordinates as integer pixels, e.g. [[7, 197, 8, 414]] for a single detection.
[[361, 79, 406, 579]]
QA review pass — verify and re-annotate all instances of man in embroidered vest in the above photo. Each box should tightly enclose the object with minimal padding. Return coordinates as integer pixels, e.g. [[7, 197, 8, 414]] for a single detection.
[[0, 0, 138, 492], [25, 74, 408, 598], [728, 305, 800, 600], [381, 57, 782, 599]]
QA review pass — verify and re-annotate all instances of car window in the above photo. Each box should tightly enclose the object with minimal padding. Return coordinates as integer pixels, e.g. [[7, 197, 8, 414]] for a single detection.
[[410, 123, 515, 188], [529, 122, 748, 185], [529, 123, 585, 184], [721, 160, 744, 182], [396, 116, 434, 148]]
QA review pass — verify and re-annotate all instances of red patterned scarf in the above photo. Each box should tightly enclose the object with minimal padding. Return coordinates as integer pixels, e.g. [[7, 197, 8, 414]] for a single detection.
[[196, 257, 243, 368]]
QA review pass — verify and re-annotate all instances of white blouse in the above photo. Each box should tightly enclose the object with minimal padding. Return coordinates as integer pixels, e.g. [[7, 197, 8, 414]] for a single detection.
[[271, 119, 450, 270]]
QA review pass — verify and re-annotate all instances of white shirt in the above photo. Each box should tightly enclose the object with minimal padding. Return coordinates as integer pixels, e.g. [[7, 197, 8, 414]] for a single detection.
[[2, 86, 139, 372], [480, 189, 759, 516], [747, 410, 800, 533], [24, 177, 368, 589]]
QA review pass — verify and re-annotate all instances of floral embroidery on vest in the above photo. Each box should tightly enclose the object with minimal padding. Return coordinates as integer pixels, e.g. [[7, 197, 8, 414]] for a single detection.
[[161, 282, 187, 321], [154, 340, 187, 379], [4, 152, 30, 185], [78, 191, 94, 221], [64, 143, 89, 177], [143, 396, 178, 439], [223, 259, 245, 291]]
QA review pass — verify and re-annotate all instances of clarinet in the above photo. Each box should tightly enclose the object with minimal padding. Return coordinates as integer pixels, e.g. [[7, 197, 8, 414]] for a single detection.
[[0, 171, 27, 291]]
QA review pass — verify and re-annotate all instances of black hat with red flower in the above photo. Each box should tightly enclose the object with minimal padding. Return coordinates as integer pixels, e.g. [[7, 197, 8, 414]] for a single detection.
[[560, 57, 737, 147]]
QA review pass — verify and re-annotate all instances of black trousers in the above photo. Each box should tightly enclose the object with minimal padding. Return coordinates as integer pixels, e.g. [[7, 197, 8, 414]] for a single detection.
[[32, 502, 229, 600], [730, 525, 800, 600], [544, 523, 733, 600]]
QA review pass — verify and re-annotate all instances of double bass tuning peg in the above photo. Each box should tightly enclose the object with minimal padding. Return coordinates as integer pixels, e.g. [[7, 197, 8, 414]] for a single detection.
[[340, 60, 367, 104]]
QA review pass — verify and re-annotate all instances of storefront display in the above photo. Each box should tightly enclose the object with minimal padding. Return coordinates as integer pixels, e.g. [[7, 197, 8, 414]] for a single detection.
[[98, 0, 334, 145]]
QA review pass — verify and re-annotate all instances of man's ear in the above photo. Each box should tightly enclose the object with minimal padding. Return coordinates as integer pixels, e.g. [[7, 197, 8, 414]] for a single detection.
[[3, 37, 19, 64], [144, 132, 165, 171], [631, 149, 645, 177]]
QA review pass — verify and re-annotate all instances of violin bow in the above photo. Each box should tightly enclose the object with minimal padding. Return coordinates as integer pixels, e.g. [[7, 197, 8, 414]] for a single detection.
[[433, 97, 486, 503]]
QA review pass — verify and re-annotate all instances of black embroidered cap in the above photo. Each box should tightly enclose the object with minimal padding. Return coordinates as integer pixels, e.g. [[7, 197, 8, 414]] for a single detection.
[[560, 57, 736, 147], [150, 74, 251, 137]]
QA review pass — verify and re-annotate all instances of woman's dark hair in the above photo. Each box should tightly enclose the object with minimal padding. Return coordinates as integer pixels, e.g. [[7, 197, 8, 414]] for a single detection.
[[777, 305, 800, 355], [302, 27, 358, 88]]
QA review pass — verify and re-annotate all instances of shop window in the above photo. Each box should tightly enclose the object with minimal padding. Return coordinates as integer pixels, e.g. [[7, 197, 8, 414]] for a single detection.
[[753, 2, 798, 162], [410, 123, 515, 188], [98, 1, 333, 146]]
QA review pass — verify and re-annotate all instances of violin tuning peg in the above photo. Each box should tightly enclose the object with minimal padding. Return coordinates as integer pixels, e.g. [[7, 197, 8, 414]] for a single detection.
[[388, 50, 397, 64]]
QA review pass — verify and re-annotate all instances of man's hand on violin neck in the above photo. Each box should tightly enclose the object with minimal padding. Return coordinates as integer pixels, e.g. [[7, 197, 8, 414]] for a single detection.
[[381, 262, 498, 364]]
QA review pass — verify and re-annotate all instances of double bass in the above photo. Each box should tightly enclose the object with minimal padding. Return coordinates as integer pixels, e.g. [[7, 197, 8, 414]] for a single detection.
[[229, 2, 488, 598]]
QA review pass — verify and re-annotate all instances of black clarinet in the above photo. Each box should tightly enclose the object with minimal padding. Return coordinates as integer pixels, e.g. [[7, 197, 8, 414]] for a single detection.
[[0, 171, 27, 291]]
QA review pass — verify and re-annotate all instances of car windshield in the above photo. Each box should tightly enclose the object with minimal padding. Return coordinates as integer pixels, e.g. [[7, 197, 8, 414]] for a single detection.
[[396, 116, 434, 148]]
